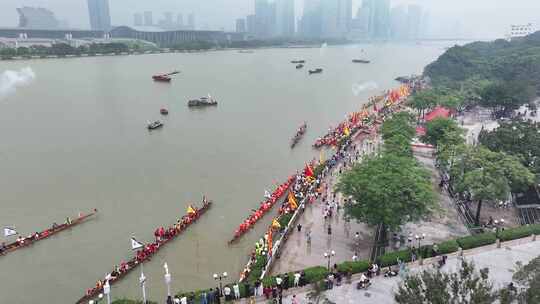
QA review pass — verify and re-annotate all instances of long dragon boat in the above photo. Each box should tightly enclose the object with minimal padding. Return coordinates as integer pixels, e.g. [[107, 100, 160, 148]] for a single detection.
[[0, 209, 97, 256], [228, 178, 294, 244], [76, 200, 212, 304], [290, 122, 307, 149]]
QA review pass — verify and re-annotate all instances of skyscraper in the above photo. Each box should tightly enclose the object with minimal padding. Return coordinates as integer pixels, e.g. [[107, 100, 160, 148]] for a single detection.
[[134, 13, 143, 26], [390, 5, 407, 40], [188, 14, 195, 30], [300, 0, 322, 38], [177, 14, 184, 28], [276, 0, 295, 37], [246, 14, 256, 34], [17, 7, 59, 29], [321, 0, 351, 38], [87, 0, 111, 31], [254, 0, 273, 38], [364, 0, 390, 39], [407, 5, 422, 40], [144, 11, 153, 26], [164, 12, 174, 28], [236, 18, 247, 33]]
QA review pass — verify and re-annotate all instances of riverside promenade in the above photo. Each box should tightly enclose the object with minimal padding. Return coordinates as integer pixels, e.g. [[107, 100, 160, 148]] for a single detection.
[[239, 237, 540, 303]]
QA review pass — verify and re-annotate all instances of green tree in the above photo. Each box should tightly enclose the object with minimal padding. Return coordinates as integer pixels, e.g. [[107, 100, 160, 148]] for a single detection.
[[480, 81, 535, 118], [395, 260, 497, 304], [380, 112, 416, 141], [450, 146, 534, 226], [337, 152, 435, 231], [408, 89, 438, 118], [16, 46, 29, 56], [0, 47, 17, 59], [479, 120, 540, 181], [422, 117, 464, 147], [509, 255, 540, 304]]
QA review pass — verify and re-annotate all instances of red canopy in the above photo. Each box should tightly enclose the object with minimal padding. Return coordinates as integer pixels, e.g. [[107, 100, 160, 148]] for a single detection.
[[425, 106, 451, 122]]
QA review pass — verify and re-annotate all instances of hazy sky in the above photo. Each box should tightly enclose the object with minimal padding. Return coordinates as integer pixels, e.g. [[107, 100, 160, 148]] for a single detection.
[[1, 0, 539, 37]]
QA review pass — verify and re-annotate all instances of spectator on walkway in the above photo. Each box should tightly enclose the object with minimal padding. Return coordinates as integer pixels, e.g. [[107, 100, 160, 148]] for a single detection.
[[291, 295, 299, 304], [283, 273, 290, 290], [233, 283, 240, 299], [223, 285, 232, 301], [294, 272, 301, 287], [352, 252, 359, 262], [276, 276, 283, 290]]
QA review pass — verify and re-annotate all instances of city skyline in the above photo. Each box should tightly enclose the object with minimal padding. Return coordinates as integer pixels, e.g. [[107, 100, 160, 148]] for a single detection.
[[0, 0, 539, 38]]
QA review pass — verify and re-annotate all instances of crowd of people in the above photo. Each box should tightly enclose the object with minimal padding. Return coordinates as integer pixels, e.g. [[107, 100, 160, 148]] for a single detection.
[[230, 177, 295, 243], [81, 200, 210, 302]]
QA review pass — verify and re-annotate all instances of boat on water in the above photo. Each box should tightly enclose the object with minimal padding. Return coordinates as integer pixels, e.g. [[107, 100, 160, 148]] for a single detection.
[[309, 68, 323, 75], [238, 50, 255, 54], [291, 122, 308, 148], [76, 200, 212, 304], [352, 59, 370, 64], [291, 60, 306, 64], [0, 210, 97, 256], [188, 95, 218, 107], [296, 64, 304, 69], [147, 120, 163, 130], [152, 71, 180, 82], [160, 108, 169, 115]]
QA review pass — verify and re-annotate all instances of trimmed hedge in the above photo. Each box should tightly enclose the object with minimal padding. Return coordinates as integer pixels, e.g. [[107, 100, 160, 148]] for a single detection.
[[499, 224, 540, 241], [337, 260, 370, 274], [379, 249, 412, 267], [457, 232, 496, 250], [437, 239, 460, 254]]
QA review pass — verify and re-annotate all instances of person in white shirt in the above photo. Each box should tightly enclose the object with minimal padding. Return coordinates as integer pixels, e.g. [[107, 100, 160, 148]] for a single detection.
[[233, 283, 240, 299], [276, 276, 283, 289], [294, 272, 301, 287], [223, 286, 232, 301], [180, 296, 187, 304], [352, 252, 359, 262]]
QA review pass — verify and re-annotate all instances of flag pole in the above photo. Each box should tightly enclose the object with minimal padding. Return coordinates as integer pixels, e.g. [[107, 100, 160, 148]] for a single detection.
[[103, 279, 111, 304], [164, 262, 172, 297]]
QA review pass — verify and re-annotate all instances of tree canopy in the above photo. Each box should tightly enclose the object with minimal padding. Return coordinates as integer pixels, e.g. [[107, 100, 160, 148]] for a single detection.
[[395, 260, 497, 304], [380, 111, 416, 141], [479, 81, 535, 118], [337, 152, 435, 231], [422, 117, 464, 147]]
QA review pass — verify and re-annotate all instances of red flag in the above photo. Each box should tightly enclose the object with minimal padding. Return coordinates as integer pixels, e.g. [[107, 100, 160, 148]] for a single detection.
[[304, 164, 314, 177]]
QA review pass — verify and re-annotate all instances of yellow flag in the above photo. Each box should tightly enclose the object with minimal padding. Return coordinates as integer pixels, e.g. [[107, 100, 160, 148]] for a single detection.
[[319, 150, 325, 164], [344, 126, 351, 136], [272, 219, 281, 229], [288, 191, 298, 210], [187, 205, 196, 214]]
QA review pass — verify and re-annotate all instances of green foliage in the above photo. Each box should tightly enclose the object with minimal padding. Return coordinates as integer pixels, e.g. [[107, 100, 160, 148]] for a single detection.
[[112, 299, 157, 304], [380, 112, 416, 141], [304, 266, 330, 283], [246, 254, 267, 282], [511, 254, 540, 304], [337, 152, 435, 231], [394, 259, 497, 304], [278, 213, 294, 228], [498, 224, 540, 241], [422, 117, 464, 147], [170, 40, 215, 50], [379, 249, 412, 267], [479, 120, 540, 181], [480, 81, 535, 118], [336, 260, 370, 274], [436, 239, 460, 254], [424, 32, 540, 95], [456, 232, 497, 250]]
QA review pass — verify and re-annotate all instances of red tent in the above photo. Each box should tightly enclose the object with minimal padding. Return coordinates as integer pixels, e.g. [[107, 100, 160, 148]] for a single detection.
[[425, 106, 451, 122]]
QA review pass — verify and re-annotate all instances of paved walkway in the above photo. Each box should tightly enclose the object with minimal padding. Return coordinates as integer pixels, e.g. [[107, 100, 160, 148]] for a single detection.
[[236, 237, 540, 303]]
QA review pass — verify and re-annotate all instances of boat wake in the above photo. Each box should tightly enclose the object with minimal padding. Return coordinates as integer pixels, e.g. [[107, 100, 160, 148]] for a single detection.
[[0, 67, 35, 99], [352, 81, 378, 96]]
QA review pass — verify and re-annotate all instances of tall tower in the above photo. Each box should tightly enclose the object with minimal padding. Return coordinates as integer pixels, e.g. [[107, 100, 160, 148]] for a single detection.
[[87, 0, 111, 31], [144, 11, 153, 26], [276, 0, 295, 37]]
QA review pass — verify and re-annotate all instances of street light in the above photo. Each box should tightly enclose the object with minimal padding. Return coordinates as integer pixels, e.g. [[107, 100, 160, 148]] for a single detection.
[[164, 263, 172, 297], [88, 294, 103, 304], [213, 272, 228, 297], [103, 280, 111, 304], [415, 233, 426, 248], [494, 218, 505, 238], [324, 250, 335, 271]]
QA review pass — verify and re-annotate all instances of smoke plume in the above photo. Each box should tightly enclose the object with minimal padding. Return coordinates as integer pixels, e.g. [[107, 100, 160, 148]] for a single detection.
[[0, 67, 36, 99]]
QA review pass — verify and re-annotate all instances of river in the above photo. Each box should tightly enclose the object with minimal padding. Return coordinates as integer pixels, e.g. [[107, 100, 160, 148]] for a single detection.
[[0, 42, 451, 303]]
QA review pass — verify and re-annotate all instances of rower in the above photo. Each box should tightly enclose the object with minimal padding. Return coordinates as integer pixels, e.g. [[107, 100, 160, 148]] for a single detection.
[[0, 242, 6, 254], [66, 217, 72, 225]]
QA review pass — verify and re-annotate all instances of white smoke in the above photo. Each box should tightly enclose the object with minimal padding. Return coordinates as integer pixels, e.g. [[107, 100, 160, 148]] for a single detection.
[[352, 81, 378, 96], [0, 67, 36, 99]]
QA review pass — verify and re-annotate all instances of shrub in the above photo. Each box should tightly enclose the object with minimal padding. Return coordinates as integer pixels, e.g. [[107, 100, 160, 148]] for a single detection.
[[337, 260, 370, 274], [456, 232, 496, 250], [278, 213, 294, 228], [436, 239, 460, 254], [499, 224, 539, 241], [304, 266, 329, 283], [379, 249, 412, 267], [112, 300, 157, 304]]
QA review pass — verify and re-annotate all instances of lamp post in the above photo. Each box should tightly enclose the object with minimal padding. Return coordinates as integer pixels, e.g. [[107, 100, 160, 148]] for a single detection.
[[494, 218, 505, 238], [164, 263, 172, 297], [415, 233, 426, 248], [213, 272, 228, 297], [324, 250, 335, 271], [103, 280, 111, 304], [88, 293, 103, 304], [140, 265, 147, 304]]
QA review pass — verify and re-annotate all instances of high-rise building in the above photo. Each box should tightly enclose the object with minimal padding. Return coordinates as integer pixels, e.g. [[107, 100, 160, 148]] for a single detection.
[[364, 0, 390, 39], [349, 6, 370, 40], [300, 0, 322, 38], [134, 13, 143, 26], [390, 5, 407, 40], [163, 12, 174, 28], [406, 4, 422, 40], [276, 0, 295, 37], [236, 18, 247, 33], [188, 14, 195, 30], [320, 0, 351, 38], [144, 11, 153, 26], [246, 14, 256, 34], [17, 7, 59, 29], [87, 0, 111, 31], [177, 14, 184, 28]]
